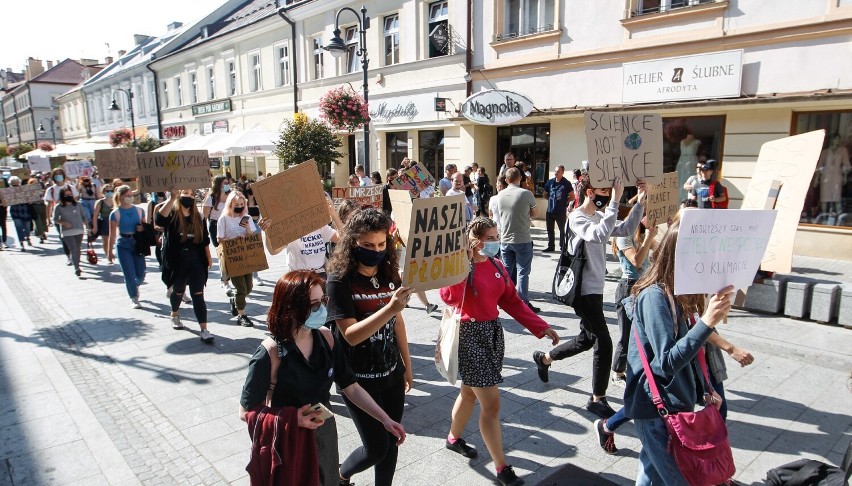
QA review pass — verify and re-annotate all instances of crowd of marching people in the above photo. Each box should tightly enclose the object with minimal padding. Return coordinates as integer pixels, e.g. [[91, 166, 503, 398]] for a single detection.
[[0, 154, 755, 486]]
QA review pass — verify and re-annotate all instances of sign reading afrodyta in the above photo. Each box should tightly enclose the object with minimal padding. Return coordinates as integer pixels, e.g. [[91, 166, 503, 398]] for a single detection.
[[461, 89, 534, 126], [622, 50, 743, 104]]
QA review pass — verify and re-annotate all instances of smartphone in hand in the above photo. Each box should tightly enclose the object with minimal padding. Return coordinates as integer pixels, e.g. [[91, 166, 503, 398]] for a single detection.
[[302, 403, 333, 422], [240, 216, 250, 226]]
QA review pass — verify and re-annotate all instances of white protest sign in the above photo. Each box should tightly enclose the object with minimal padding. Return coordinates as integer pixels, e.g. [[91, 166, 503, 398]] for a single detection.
[[674, 209, 777, 295], [584, 111, 664, 188], [28, 156, 51, 173]]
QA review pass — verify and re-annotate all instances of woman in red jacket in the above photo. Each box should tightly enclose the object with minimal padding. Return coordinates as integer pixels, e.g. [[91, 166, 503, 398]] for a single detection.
[[440, 216, 560, 486]]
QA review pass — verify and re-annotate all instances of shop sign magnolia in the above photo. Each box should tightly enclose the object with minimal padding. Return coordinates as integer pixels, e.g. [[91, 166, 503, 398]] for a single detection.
[[461, 90, 534, 126]]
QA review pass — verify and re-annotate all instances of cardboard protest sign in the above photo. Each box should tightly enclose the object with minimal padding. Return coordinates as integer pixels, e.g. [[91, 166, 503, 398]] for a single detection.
[[137, 150, 211, 192], [584, 111, 663, 187], [332, 185, 383, 210], [389, 190, 414, 241], [28, 156, 51, 173], [253, 159, 328, 252], [674, 209, 777, 295], [389, 162, 436, 198], [740, 130, 825, 273], [218, 233, 269, 277], [645, 172, 679, 224], [10, 167, 31, 179], [95, 147, 138, 179], [0, 184, 43, 206], [398, 194, 469, 292]]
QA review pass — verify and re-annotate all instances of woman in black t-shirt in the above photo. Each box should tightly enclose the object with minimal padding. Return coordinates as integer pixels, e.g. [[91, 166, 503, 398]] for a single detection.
[[240, 270, 405, 486], [327, 209, 414, 486]]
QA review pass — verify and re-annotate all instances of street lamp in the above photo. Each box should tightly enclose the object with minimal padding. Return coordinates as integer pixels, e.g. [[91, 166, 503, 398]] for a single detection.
[[109, 88, 136, 146], [37, 117, 57, 148], [325, 6, 371, 172]]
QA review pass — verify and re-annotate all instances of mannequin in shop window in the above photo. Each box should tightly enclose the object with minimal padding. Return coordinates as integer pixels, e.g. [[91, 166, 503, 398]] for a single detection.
[[814, 132, 851, 220], [665, 118, 701, 201]]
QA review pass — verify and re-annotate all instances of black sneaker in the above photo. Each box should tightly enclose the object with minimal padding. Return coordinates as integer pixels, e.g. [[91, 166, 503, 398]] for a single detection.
[[586, 397, 616, 419], [594, 419, 619, 455], [239, 315, 254, 328], [525, 301, 541, 313], [497, 465, 524, 486], [230, 298, 238, 316], [445, 438, 478, 458], [542, 247, 555, 253], [532, 351, 550, 383]]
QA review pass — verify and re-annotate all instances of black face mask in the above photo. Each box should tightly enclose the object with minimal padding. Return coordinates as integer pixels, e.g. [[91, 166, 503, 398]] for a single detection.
[[179, 197, 195, 208], [63, 195, 75, 203], [233, 206, 245, 214], [593, 194, 611, 209]]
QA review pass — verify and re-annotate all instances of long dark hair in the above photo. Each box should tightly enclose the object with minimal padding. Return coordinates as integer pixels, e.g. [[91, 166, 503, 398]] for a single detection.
[[210, 175, 226, 206], [327, 208, 400, 285], [59, 187, 76, 206], [170, 191, 204, 244], [267, 270, 326, 341]]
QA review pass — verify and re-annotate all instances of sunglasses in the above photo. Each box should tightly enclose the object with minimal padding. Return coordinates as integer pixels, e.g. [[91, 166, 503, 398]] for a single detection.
[[310, 295, 330, 313]]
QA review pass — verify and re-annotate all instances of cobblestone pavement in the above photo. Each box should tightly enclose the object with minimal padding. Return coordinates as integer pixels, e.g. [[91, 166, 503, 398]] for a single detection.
[[0, 227, 850, 486]]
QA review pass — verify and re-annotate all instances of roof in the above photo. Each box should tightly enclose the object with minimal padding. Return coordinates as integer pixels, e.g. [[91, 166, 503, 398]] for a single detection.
[[179, 0, 278, 50], [31, 59, 87, 85]]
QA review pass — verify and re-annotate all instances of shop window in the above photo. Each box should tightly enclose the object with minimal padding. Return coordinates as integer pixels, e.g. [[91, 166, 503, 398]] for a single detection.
[[500, 0, 555, 41], [662, 116, 726, 202], [794, 111, 852, 227], [428, 1, 450, 58], [419, 130, 444, 178], [386, 132, 408, 168], [496, 124, 551, 196], [384, 14, 400, 66]]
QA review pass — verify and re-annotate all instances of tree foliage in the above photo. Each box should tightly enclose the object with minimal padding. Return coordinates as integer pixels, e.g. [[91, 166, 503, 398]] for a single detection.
[[135, 136, 161, 153], [10, 143, 34, 161], [274, 113, 343, 177], [0, 144, 8, 158]]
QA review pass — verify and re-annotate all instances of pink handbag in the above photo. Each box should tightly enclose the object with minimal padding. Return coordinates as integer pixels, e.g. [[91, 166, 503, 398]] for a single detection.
[[633, 325, 736, 486]]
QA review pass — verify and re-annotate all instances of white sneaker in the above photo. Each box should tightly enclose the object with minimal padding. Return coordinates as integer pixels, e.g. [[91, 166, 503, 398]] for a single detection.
[[254, 278, 264, 287], [171, 315, 184, 329], [199, 329, 214, 344], [131, 297, 142, 309], [182, 293, 191, 303]]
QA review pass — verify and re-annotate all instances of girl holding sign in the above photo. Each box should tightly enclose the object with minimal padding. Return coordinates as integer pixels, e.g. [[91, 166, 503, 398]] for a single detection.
[[157, 189, 215, 344], [440, 216, 560, 486], [217, 191, 260, 328], [326, 208, 413, 486]]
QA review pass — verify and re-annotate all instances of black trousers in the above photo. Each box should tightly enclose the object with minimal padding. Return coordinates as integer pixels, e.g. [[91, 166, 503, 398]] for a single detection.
[[611, 278, 637, 374], [340, 375, 405, 486], [549, 294, 612, 396], [545, 210, 567, 250], [170, 249, 208, 323]]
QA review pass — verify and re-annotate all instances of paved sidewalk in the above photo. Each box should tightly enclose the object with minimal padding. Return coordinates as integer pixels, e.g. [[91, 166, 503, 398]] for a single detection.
[[0, 227, 850, 485]]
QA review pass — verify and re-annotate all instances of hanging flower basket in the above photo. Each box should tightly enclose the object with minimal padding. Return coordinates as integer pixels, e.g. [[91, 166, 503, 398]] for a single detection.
[[38, 142, 54, 152], [319, 86, 369, 132], [109, 128, 133, 147]]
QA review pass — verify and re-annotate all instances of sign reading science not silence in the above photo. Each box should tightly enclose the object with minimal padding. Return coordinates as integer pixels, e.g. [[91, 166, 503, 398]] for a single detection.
[[391, 192, 469, 292], [584, 111, 663, 187], [461, 89, 534, 126]]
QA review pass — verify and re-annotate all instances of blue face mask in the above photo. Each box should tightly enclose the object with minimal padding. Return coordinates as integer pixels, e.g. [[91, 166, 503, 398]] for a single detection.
[[105, 192, 114, 198], [54, 175, 64, 183], [303, 304, 328, 330], [223, 184, 231, 193], [479, 240, 501, 258]]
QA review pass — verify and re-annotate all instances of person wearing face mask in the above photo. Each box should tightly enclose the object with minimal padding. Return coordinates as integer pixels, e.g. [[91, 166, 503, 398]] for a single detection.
[[157, 189, 214, 343], [44, 167, 79, 263], [217, 191, 260, 327], [533, 177, 647, 420], [28, 177, 49, 244], [239, 270, 406, 486], [53, 186, 87, 277], [77, 177, 98, 226], [92, 184, 115, 262], [7, 176, 35, 251], [108, 185, 148, 307], [440, 216, 559, 486], [326, 208, 414, 486]]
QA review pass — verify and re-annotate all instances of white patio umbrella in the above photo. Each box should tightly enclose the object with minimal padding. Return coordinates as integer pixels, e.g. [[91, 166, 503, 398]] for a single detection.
[[23, 148, 57, 159], [152, 133, 207, 152], [223, 129, 280, 157], [55, 141, 112, 157]]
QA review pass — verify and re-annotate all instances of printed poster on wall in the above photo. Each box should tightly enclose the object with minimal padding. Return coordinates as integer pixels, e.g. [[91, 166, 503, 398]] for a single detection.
[[252, 159, 328, 253], [218, 233, 269, 277], [0, 184, 43, 206], [740, 130, 825, 273], [332, 185, 383, 210], [674, 209, 777, 295], [645, 172, 680, 224], [393, 193, 469, 292], [136, 150, 212, 192], [95, 147, 139, 179], [583, 111, 663, 188], [389, 162, 436, 198]]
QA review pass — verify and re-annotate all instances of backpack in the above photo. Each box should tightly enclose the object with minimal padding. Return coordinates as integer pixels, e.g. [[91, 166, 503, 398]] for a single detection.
[[552, 223, 586, 307], [766, 440, 852, 486], [710, 181, 729, 209]]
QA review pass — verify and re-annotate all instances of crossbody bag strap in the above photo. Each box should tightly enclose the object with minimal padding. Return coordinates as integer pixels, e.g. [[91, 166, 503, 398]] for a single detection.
[[260, 337, 282, 407], [631, 326, 668, 415]]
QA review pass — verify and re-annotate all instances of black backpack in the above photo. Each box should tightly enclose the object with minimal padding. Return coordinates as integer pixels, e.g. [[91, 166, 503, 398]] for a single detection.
[[766, 440, 852, 486], [551, 224, 585, 307]]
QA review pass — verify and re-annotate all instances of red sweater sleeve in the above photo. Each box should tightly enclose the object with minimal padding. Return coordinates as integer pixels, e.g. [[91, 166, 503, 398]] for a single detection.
[[494, 260, 550, 338], [439, 278, 467, 309]]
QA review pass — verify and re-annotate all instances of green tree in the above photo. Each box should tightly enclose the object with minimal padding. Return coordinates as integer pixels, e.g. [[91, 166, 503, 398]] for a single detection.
[[11, 143, 34, 161], [134, 136, 161, 152], [0, 144, 8, 158], [274, 113, 343, 178]]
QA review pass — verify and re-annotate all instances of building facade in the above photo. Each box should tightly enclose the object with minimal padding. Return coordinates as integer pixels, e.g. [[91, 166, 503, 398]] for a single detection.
[[56, 85, 90, 144]]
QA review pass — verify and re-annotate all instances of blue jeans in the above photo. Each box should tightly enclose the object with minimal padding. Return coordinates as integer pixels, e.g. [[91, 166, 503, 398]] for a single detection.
[[634, 418, 689, 486], [12, 218, 31, 244], [116, 237, 146, 298], [500, 241, 533, 302], [606, 407, 630, 432], [80, 199, 96, 225]]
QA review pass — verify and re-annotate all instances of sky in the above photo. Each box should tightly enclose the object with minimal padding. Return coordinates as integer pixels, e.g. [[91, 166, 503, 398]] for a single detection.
[[2, 0, 229, 71]]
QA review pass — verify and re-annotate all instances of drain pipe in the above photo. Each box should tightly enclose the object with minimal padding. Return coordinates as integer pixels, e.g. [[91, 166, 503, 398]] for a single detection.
[[146, 55, 163, 139], [277, 7, 299, 114], [466, 0, 473, 97]]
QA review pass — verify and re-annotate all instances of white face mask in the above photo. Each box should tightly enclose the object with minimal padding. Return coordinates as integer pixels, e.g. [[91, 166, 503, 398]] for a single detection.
[[122, 197, 134, 205]]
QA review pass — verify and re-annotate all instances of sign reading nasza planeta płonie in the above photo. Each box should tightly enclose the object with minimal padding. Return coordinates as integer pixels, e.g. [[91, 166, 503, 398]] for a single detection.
[[461, 89, 534, 126]]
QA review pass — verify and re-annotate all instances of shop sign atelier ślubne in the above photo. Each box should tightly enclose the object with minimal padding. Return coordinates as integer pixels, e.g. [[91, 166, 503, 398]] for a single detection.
[[622, 50, 743, 104], [461, 89, 534, 126]]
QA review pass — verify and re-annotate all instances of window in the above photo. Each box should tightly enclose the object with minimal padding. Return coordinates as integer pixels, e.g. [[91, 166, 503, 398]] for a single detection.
[[208, 67, 216, 100], [661, 116, 725, 203], [162, 81, 169, 109], [228, 61, 237, 95], [496, 124, 551, 196], [386, 132, 408, 168], [344, 27, 360, 74], [419, 130, 445, 178], [175, 77, 183, 106], [190, 73, 198, 104], [635, 0, 715, 16], [794, 111, 852, 228], [384, 15, 400, 66], [250, 53, 262, 92], [502, 0, 555, 40], [148, 78, 156, 115], [312, 37, 325, 80], [277, 44, 291, 86], [428, 1, 450, 58]]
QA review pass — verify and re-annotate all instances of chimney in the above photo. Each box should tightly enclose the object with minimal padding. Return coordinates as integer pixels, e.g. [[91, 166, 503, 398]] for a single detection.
[[106, 56, 114, 65], [133, 34, 151, 46], [79, 58, 99, 67], [46, 60, 54, 69], [25, 57, 44, 80], [167, 21, 183, 32], [118, 50, 127, 57]]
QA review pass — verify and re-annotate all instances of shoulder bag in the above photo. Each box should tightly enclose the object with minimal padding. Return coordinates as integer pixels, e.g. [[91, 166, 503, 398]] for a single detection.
[[552, 224, 585, 307], [133, 207, 157, 256], [436, 282, 464, 386]]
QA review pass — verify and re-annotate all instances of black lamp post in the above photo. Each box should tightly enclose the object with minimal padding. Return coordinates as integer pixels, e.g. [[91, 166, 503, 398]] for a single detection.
[[109, 88, 137, 146], [325, 6, 371, 172], [37, 117, 57, 148]]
